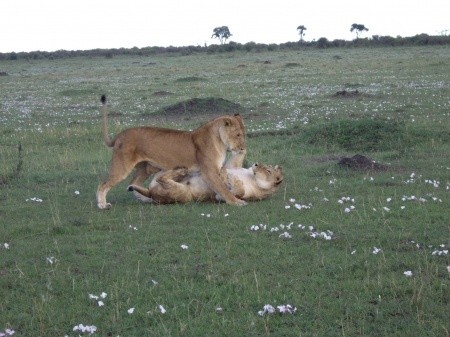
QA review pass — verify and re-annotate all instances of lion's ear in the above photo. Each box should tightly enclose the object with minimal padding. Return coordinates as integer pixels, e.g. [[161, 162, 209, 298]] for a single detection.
[[224, 118, 232, 126], [233, 114, 243, 122]]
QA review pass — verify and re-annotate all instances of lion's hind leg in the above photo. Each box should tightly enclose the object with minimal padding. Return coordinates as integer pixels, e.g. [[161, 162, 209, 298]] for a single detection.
[[156, 167, 189, 187], [151, 168, 193, 203], [127, 184, 154, 203], [97, 151, 139, 209]]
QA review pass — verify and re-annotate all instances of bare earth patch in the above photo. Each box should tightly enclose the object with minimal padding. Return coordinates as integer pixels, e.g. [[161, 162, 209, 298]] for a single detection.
[[332, 90, 372, 98], [160, 97, 245, 117], [338, 154, 389, 171], [153, 91, 172, 97]]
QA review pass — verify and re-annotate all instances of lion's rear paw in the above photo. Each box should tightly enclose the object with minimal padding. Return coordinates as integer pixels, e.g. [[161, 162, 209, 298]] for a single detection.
[[174, 167, 189, 176]]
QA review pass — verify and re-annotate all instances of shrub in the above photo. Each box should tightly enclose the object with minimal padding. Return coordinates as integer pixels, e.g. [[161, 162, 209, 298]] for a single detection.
[[301, 118, 407, 151]]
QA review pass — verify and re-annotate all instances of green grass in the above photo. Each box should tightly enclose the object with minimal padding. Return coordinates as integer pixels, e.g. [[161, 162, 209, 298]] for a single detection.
[[0, 46, 449, 336]]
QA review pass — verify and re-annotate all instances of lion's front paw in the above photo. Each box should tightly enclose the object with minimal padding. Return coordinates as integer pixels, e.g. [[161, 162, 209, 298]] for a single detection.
[[232, 198, 248, 206], [98, 202, 112, 210]]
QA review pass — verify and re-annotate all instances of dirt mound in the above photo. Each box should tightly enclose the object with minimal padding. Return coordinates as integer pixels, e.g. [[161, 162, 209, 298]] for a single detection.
[[332, 90, 371, 98], [153, 91, 172, 97], [338, 154, 388, 171], [160, 97, 245, 116]]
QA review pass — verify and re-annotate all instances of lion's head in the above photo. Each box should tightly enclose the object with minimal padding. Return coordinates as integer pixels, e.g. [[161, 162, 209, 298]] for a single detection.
[[218, 114, 246, 152], [251, 163, 284, 189]]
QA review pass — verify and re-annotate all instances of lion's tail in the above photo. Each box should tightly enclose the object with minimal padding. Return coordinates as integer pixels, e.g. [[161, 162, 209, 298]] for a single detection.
[[101, 95, 115, 147]]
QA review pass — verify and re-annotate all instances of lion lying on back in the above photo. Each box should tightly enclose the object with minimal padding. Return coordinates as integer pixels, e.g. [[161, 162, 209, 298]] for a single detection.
[[128, 152, 283, 204]]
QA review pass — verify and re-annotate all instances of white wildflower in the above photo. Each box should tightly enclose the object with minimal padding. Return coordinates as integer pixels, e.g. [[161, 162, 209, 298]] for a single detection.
[[258, 304, 276, 316], [277, 304, 297, 314], [127, 307, 135, 314], [279, 232, 292, 239], [432, 249, 448, 256], [0, 328, 15, 336], [180, 244, 189, 250], [372, 247, 382, 255], [258, 304, 296, 316], [74, 190, 80, 195], [294, 203, 312, 210], [26, 197, 43, 202], [159, 305, 166, 314], [320, 232, 332, 240], [403, 270, 413, 277], [73, 324, 97, 334]]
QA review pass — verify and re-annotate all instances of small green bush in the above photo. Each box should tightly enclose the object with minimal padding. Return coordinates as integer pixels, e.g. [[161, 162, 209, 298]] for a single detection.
[[301, 119, 406, 151]]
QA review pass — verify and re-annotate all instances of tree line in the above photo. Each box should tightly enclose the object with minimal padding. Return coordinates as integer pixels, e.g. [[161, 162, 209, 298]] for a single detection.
[[1, 33, 450, 61]]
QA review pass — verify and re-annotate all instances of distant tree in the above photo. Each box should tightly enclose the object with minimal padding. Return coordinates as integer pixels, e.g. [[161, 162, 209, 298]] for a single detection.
[[350, 24, 369, 39], [297, 25, 307, 43], [317, 37, 329, 48], [211, 26, 232, 44]]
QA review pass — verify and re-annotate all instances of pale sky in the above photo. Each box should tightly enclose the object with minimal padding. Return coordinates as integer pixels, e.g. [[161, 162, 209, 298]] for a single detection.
[[1, 0, 449, 53]]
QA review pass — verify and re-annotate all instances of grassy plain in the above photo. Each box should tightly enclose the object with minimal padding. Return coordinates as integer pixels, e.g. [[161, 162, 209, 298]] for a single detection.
[[0, 46, 449, 336]]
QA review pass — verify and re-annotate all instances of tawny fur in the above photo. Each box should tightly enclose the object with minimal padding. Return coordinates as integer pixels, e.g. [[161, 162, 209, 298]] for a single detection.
[[128, 155, 284, 204], [97, 95, 246, 209]]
